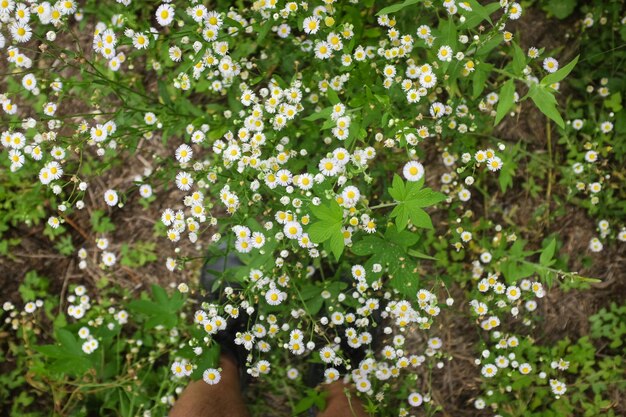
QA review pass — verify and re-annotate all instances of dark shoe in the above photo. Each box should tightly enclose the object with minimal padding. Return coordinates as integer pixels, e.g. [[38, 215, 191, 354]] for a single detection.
[[200, 246, 253, 389]]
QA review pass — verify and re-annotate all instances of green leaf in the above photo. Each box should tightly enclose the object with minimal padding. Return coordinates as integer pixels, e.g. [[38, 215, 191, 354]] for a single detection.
[[390, 204, 409, 231], [407, 249, 437, 260], [409, 208, 433, 229], [56, 328, 83, 356], [127, 299, 162, 316], [545, 0, 576, 19], [541, 55, 579, 86], [310, 199, 343, 222], [511, 42, 527, 75], [257, 19, 272, 43], [540, 238, 556, 266], [494, 79, 515, 125], [376, 0, 422, 16], [388, 174, 407, 200], [308, 222, 336, 242], [410, 188, 446, 207], [327, 88, 340, 105], [528, 84, 564, 128], [303, 107, 332, 121], [464, 0, 494, 25], [604, 92, 622, 112], [152, 284, 169, 306], [385, 225, 420, 248], [472, 64, 492, 98], [388, 176, 444, 231], [308, 200, 345, 258], [328, 228, 345, 259], [91, 210, 116, 233]]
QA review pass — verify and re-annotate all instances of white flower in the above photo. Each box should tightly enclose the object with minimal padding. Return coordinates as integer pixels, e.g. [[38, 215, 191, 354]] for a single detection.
[[319, 158, 340, 177], [156, 3, 175, 26], [508, 2, 522, 19], [175, 144, 193, 163], [265, 288, 284, 306], [408, 392, 423, 407], [102, 251, 117, 267], [437, 45, 453, 62], [588, 237, 603, 252], [283, 221, 302, 239], [403, 161, 424, 182], [10, 22, 32, 43], [543, 57, 559, 73], [303, 16, 320, 35], [132, 33, 149, 49], [481, 364, 497, 377], [341, 186, 361, 207], [202, 368, 221, 385], [176, 172, 193, 191], [324, 368, 340, 383], [104, 189, 119, 206], [139, 184, 152, 198], [171, 361, 186, 377]]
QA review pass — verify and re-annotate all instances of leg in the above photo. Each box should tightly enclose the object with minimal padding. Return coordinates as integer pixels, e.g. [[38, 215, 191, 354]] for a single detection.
[[316, 381, 368, 417], [169, 354, 250, 417]]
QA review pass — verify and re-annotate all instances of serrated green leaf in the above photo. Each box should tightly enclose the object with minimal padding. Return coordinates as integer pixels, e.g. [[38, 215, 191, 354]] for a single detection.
[[329, 229, 345, 259], [495, 79, 515, 125], [308, 221, 337, 243], [390, 204, 409, 231], [388, 174, 406, 200], [310, 200, 343, 222], [410, 188, 447, 207], [385, 225, 420, 248], [409, 207, 433, 229]]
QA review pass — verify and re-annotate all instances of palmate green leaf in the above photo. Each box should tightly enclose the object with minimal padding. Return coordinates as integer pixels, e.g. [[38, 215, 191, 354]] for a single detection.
[[409, 188, 447, 207], [390, 204, 409, 230], [308, 200, 345, 258], [376, 0, 422, 16], [308, 221, 336, 242], [541, 55, 579, 86], [388, 175, 445, 231], [351, 226, 421, 291], [388, 173, 408, 200], [528, 84, 565, 128], [408, 207, 433, 229], [310, 199, 343, 222], [494, 79, 515, 125], [390, 259, 420, 297]]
